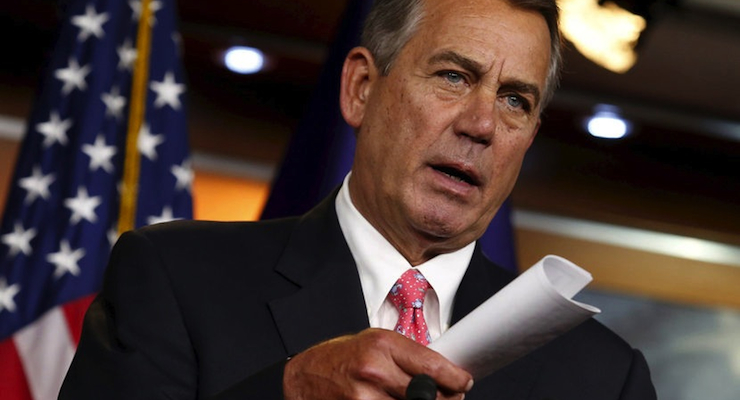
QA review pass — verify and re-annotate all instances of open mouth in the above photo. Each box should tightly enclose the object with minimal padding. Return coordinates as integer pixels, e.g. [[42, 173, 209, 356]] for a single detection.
[[432, 165, 480, 186]]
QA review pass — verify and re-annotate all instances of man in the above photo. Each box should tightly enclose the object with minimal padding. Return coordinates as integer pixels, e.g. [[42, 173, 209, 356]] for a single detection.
[[60, 0, 656, 399]]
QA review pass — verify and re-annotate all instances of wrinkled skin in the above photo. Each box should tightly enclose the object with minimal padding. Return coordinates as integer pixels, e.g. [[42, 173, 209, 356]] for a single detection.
[[344, 0, 550, 266]]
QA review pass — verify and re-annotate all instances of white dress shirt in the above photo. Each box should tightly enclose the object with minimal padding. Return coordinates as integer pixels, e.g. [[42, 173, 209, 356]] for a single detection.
[[335, 173, 474, 341]]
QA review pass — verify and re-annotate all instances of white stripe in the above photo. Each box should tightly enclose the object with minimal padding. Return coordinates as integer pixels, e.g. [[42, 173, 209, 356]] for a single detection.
[[513, 209, 740, 268], [14, 307, 76, 400]]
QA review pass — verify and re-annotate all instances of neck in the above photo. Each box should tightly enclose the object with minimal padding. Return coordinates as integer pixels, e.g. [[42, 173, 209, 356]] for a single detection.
[[346, 172, 474, 265]]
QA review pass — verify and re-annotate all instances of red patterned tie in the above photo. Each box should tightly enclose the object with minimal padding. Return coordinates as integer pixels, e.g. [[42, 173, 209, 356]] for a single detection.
[[389, 269, 432, 345]]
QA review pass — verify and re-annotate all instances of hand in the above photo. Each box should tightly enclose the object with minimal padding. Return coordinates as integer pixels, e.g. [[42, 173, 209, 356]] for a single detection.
[[283, 328, 473, 400]]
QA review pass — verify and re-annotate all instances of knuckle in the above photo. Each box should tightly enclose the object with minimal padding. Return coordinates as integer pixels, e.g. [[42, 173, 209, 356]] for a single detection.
[[361, 328, 394, 350], [422, 359, 445, 376], [355, 362, 385, 383]]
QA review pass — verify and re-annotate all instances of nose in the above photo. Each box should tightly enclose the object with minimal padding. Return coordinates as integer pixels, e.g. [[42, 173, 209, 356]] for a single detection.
[[453, 88, 496, 146]]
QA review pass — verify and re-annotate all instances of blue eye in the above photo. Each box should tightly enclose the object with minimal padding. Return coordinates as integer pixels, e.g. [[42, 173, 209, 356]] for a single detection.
[[507, 95, 523, 108], [442, 71, 464, 84]]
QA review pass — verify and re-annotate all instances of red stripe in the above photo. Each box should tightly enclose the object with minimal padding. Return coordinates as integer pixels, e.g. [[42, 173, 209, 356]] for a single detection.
[[0, 339, 34, 400], [61, 294, 97, 344]]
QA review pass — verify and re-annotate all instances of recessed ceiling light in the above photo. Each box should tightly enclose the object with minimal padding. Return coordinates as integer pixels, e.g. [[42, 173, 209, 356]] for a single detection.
[[586, 105, 632, 139], [223, 46, 265, 74]]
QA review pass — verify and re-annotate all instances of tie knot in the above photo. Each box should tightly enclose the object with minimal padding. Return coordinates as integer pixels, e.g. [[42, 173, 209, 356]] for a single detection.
[[389, 269, 430, 311]]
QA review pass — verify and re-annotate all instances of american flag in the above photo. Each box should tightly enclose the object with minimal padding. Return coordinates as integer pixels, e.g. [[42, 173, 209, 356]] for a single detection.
[[0, 1, 192, 398]]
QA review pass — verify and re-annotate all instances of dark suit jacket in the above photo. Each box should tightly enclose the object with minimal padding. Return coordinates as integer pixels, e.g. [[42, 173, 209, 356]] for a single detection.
[[59, 194, 656, 400]]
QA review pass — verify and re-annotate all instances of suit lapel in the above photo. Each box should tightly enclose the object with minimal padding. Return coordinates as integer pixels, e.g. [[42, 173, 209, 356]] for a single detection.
[[268, 193, 370, 356], [450, 246, 543, 400], [450, 246, 510, 325], [266, 197, 544, 398]]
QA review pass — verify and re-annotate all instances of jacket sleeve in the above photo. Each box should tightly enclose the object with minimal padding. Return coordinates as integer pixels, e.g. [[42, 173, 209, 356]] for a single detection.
[[207, 359, 288, 400], [58, 229, 199, 399], [618, 349, 657, 400], [58, 228, 291, 400]]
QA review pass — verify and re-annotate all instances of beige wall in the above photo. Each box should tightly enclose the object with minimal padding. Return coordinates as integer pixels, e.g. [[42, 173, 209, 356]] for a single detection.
[[517, 228, 740, 309]]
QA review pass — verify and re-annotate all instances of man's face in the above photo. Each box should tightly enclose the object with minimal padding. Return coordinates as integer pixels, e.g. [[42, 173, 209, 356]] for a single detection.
[[344, 0, 551, 263]]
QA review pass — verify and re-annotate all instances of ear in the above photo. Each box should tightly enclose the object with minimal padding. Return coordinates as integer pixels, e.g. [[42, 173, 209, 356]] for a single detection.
[[340, 47, 377, 128]]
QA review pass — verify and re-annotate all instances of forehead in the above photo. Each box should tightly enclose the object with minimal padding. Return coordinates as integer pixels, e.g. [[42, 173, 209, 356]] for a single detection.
[[407, 0, 551, 85]]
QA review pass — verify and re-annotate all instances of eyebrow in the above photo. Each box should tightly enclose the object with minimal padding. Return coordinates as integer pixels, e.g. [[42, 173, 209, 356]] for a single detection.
[[428, 50, 485, 77], [427, 50, 542, 108]]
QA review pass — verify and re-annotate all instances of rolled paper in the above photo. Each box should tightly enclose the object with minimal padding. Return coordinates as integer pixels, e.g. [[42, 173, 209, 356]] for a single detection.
[[429, 255, 601, 379]]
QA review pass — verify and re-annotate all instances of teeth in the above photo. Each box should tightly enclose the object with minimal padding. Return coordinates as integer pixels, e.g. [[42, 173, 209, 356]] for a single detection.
[[444, 171, 465, 182]]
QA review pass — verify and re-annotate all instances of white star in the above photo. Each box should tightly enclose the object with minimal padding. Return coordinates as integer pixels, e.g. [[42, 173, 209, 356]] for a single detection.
[[137, 123, 165, 161], [117, 39, 138, 71], [0, 278, 21, 313], [129, 0, 163, 25], [171, 159, 193, 192], [36, 111, 72, 148], [47, 240, 85, 279], [54, 57, 91, 95], [82, 134, 117, 173], [101, 86, 127, 120], [70, 4, 109, 42], [147, 206, 178, 226], [150, 71, 185, 110], [18, 166, 55, 204], [1, 223, 37, 257], [64, 186, 102, 224]]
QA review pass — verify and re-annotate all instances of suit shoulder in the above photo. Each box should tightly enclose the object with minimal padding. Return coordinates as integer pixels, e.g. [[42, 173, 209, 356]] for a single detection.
[[129, 218, 299, 250], [544, 317, 635, 363], [110, 218, 302, 281], [525, 317, 643, 393], [519, 317, 656, 398]]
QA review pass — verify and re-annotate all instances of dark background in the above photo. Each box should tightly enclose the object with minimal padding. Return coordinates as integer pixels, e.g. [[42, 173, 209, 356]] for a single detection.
[[1, 0, 739, 245]]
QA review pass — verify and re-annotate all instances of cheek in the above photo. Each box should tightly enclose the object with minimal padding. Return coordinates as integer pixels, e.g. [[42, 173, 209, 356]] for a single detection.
[[487, 129, 534, 186], [404, 100, 457, 150], [380, 101, 435, 161]]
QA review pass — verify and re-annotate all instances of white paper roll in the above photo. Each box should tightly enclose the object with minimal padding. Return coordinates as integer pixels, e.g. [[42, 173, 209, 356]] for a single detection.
[[428, 255, 600, 379]]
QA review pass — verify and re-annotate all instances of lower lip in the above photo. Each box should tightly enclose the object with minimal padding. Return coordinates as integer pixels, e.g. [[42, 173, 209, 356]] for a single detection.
[[429, 167, 478, 197]]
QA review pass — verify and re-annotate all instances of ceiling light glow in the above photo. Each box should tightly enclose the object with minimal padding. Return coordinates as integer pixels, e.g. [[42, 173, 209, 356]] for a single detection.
[[586, 106, 631, 139], [559, 0, 647, 73], [224, 46, 265, 74]]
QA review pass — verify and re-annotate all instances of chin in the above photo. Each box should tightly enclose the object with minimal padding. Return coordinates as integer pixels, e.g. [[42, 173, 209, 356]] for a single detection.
[[412, 208, 476, 241]]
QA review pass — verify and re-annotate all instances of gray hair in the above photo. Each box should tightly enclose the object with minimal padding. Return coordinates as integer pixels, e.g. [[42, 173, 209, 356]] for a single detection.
[[360, 0, 563, 110], [360, 0, 425, 76]]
